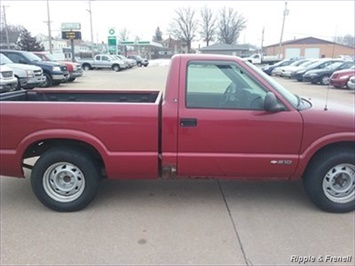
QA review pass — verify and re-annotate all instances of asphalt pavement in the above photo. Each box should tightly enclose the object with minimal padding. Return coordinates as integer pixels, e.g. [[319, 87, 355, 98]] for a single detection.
[[1, 63, 354, 265]]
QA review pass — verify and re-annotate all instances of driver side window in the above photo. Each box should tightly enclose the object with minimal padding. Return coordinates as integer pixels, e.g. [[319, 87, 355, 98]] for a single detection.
[[186, 61, 267, 110]]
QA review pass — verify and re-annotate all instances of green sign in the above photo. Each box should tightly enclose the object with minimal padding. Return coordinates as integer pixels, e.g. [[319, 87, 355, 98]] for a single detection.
[[120, 41, 135, 45], [108, 37, 117, 46], [138, 41, 150, 45]]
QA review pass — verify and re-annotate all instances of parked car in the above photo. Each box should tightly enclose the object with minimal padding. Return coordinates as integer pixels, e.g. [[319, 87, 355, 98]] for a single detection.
[[347, 76, 355, 90], [303, 61, 354, 85], [330, 66, 355, 89], [1, 50, 67, 87], [244, 53, 282, 65], [291, 59, 345, 82], [0, 64, 17, 93], [272, 59, 310, 77], [127, 55, 149, 67], [262, 59, 295, 76], [1, 53, 46, 90], [33, 52, 83, 82], [114, 55, 136, 68], [77, 54, 128, 71], [285, 60, 320, 78]]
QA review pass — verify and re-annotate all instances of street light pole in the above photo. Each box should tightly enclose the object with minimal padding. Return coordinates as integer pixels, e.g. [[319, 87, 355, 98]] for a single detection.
[[87, 0, 94, 58], [278, 2, 289, 59], [46, 0, 53, 54], [1, 5, 10, 49]]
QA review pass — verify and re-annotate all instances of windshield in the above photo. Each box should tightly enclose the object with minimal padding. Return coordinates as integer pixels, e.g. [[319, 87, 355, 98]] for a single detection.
[[43, 52, 58, 61], [299, 60, 317, 67], [245, 61, 298, 108], [0, 53, 13, 64], [23, 51, 43, 62], [325, 62, 343, 69]]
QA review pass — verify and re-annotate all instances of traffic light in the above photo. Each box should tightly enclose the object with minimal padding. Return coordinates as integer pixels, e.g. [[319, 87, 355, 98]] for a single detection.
[[61, 31, 82, 40]]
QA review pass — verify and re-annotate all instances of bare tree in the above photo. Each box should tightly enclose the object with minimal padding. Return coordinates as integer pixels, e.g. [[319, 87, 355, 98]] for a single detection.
[[169, 7, 198, 53], [199, 5, 217, 46], [333, 34, 355, 48], [118, 28, 129, 42], [218, 7, 247, 44]]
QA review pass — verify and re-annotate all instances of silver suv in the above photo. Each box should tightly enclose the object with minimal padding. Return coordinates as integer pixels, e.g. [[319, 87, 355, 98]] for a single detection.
[[0, 65, 17, 93]]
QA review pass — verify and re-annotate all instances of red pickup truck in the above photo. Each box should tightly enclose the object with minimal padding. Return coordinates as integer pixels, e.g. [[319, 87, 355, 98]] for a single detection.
[[1, 54, 354, 213]]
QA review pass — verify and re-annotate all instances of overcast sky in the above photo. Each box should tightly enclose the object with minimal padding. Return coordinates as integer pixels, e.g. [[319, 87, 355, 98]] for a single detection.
[[2, 0, 354, 48]]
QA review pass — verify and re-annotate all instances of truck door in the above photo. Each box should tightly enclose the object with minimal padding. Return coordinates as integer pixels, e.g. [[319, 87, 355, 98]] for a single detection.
[[177, 60, 303, 179]]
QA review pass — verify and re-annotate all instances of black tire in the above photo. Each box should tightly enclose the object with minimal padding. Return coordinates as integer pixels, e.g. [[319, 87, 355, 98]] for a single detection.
[[112, 64, 121, 72], [42, 73, 52, 87], [31, 147, 101, 212], [68, 78, 76, 82], [303, 148, 355, 213], [137, 62, 142, 67], [15, 77, 22, 90], [143, 64, 148, 67], [82, 64, 91, 71], [320, 75, 330, 85]]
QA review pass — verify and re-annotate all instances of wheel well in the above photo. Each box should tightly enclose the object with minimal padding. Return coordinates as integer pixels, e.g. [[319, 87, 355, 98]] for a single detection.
[[112, 64, 120, 69], [82, 63, 91, 69], [304, 141, 354, 177], [23, 139, 106, 176]]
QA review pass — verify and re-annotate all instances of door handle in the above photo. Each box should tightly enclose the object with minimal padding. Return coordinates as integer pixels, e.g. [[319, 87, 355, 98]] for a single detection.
[[180, 118, 197, 127]]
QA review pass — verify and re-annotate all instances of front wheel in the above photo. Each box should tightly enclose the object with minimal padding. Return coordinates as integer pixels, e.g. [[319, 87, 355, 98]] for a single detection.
[[41, 73, 53, 87], [320, 75, 330, 85], [31, 147, 101, 212], [303, 148, 355, 213]]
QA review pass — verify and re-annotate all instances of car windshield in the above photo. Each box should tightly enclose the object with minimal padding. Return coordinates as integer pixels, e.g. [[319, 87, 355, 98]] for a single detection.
[[0, 53, 13, 64], [325, 62, 343, 69], [299, 60, 317, 67], [43, 52, 58, 61], [245, 61, 299, 108], [23, 51, 43, 62], [290, 60, 307, 67]]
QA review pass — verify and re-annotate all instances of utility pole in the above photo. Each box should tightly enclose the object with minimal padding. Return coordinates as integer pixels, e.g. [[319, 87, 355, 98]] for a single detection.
[[1, 5, 10, 49], [278, 2, 289, 59], [261, 27, 265, 54], [44, 0, 53, 54], [87, 0, 94, 58]]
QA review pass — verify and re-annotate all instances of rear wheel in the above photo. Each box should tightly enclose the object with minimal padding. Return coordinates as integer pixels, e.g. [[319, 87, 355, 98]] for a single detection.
[[137, 62, 142, 67], [112, 64, 121, 72], [31, 147, 101, 212], [82, 64, 91, 71], [303, 148, 355, 213]]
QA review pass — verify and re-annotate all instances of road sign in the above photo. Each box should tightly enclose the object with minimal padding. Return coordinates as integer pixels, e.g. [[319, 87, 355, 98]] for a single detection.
[[120, 41, 135, 45], [61, 22, 81, 31], [61, 31, 82, 40]]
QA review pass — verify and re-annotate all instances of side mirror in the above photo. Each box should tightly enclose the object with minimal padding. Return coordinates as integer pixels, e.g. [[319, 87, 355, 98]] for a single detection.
[[264, 92, 286, 112]]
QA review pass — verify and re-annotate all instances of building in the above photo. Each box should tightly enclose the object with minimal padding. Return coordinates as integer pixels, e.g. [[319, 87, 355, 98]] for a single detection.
[[199, 43, 257, 57], [264, 37, 355, 59]]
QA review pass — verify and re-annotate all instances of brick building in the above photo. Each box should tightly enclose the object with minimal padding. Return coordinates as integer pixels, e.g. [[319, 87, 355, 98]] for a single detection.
[[264, 37, 354, 59]]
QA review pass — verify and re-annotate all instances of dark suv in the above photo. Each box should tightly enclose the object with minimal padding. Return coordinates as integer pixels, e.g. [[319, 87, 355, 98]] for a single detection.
[[1, 50, 68, 87], [127, 55, 149, 67]]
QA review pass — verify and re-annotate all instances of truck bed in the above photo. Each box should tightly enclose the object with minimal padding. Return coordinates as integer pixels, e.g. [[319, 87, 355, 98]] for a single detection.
[[0, 89, 162, 179]]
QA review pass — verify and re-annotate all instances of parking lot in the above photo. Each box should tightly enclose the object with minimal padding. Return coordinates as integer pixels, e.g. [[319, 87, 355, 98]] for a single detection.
[[1, 64, 354, 266]]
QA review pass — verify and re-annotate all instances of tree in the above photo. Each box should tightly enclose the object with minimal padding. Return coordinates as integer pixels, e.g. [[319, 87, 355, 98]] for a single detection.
[[333, 34, 355, 48], [17, 28, 44, 51], [118, 28, 129, 42], [153, 27, 163, 42], [217, 7, 247, 44], [199, 6, 217, 46], [169, 7, 198, 53]]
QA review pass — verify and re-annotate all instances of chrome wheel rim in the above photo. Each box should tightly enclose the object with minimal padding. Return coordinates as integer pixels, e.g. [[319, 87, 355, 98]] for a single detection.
[[322, 76, 330, 85], [43, 162, 85, 203], [322, 164, 355, 203]]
